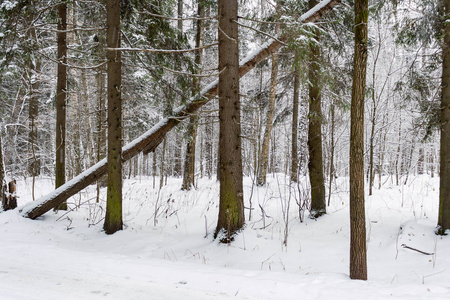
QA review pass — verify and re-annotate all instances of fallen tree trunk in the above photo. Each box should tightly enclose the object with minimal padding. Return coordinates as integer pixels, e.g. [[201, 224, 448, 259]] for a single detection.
[[21, 0, 341, 220]]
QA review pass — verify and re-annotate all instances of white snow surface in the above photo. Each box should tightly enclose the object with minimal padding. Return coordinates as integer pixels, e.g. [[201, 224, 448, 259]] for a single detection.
[[1, 174, 450, 299]]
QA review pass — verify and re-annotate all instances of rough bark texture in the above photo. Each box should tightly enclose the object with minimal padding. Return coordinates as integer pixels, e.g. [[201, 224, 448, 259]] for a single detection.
[[28, 57, 41, 177], [0, 134, 4, 209], [291, 54, 300, 183], [96, 33, 107, 198], [55, 3, 67, 210], [103, 0, 123, 235], [307, 0, 326, 218], [438, 0, 450, 235], [20, 0, 340, 220], [349, 0, 368, 280], [214, 0, 245, 242]]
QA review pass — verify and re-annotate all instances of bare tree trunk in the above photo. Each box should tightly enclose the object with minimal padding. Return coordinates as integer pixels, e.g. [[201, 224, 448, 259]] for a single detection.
[[160, 137, 166, 189], [368, 99, 376, 196], [349, 0, 368, 280], [429, 145, 435, 178], [28, 56, 41, 202], [291, 55, 300, 183], [308, 0, 326, 218], [327, 100, 335, 206], [214, 0, 245, 241], [103, 0, 123, 235], [95, 33, 107, 202], [28, 57, 41, 179], [438, 13, 450, 233], [152, 152, 157, 189], [182, 0, 205, 190], [205, 116, 213, 179], [257, 6, 280, 186], [395, 114, 402, 186], [55, 2, 67, 210], [0, 134, 4, 209], [418, 147, 424, 175]]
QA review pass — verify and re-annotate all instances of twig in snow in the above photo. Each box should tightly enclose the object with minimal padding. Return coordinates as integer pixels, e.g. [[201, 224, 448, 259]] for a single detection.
[[401, 244, 434, 255]]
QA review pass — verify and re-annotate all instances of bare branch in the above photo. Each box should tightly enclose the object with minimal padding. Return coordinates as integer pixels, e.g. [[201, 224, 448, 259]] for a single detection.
[[137, 10, 217, 21], [106, 42, 218, 54]]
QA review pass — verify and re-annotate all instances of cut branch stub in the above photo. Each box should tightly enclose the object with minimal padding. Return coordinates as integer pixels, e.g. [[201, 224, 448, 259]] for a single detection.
[[21, 0, 341, 220]]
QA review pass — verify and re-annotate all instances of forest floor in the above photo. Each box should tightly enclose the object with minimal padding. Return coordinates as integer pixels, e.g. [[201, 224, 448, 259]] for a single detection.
[[0, 174, 449, 299]]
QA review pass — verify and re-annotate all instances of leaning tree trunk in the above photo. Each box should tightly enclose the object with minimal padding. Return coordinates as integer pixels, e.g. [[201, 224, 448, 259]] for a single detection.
[[103, 0, 123, 235], [214, 0, 245, 242], [55, 2, 67, 210], [438, 0, 450, 235], [307, 0, 326, 218], [20, 0, 341, 220], [349, 0, 368, 280]]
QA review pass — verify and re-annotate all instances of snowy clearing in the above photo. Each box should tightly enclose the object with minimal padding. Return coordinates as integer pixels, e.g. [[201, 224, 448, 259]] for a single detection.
[[1, 175, 450, 299]]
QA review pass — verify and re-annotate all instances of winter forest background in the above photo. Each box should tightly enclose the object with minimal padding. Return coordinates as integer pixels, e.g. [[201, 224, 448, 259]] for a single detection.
[[1, 0, 450, 299]]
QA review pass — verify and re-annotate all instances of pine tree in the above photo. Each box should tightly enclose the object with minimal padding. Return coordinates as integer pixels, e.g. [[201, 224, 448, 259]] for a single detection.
[[104, 0, 123, 235], [307, 0, 326, 218], [214, 0, 245, 242], [349, 0, 368, 280], [438, 0, 450, 235], [55, 2, 68, 210]]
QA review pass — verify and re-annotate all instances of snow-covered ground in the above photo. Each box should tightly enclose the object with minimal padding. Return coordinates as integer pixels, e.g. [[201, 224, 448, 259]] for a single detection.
[[0, 174, 449, 299]]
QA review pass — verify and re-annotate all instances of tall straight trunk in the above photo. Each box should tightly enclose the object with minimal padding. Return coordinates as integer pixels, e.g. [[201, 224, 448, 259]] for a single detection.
[[307, 0, 326, 218], [368, 100, 376, 196], [104, 0, 123, 235], [96, 33, 107, 202], [0, 133, 4, 207], [395, 114, 401, 186], [160, 137, 166, 189], [152, 152, 157, 189], [438, 0, 450, 235], [205, 116, 213, 179], [349, 0, 368, 280], [55, 2, 67, 210], [418, 147, 424, 175], [291, 55, 300, 183], [327, 100, 335, 206], [214, 0, 244, 241], [29, 59, 41, 201], [182, 0, 205, 190], [257, 15, 280, 186], [430, 145, 435, 178], [28, 45, 41, 179]]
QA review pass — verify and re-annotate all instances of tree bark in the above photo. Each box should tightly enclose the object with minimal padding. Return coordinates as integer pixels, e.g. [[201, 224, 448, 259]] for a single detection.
[[307, 0, 326, 218], [327, 100, 335, 206], [257, 3, 281, 186], [182, 0, 205, 190], [0, 134, 4, 210], [28, 57, 41, 178], [349, 0, 368, 280], [55, 2, 67, 210], [103, 0, 123, 235], [291, 52, 300, 183], [20, 0, 340, 220], [214, 0, 245, 242], [438, 0, 450, 235]]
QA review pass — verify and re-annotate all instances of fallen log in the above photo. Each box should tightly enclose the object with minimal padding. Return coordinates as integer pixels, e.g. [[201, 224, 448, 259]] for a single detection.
[[21, 0, 341, 219]]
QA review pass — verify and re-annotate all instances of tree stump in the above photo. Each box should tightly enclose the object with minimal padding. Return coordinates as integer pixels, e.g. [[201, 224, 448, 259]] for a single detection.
[[2, 180, 17, 211]]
